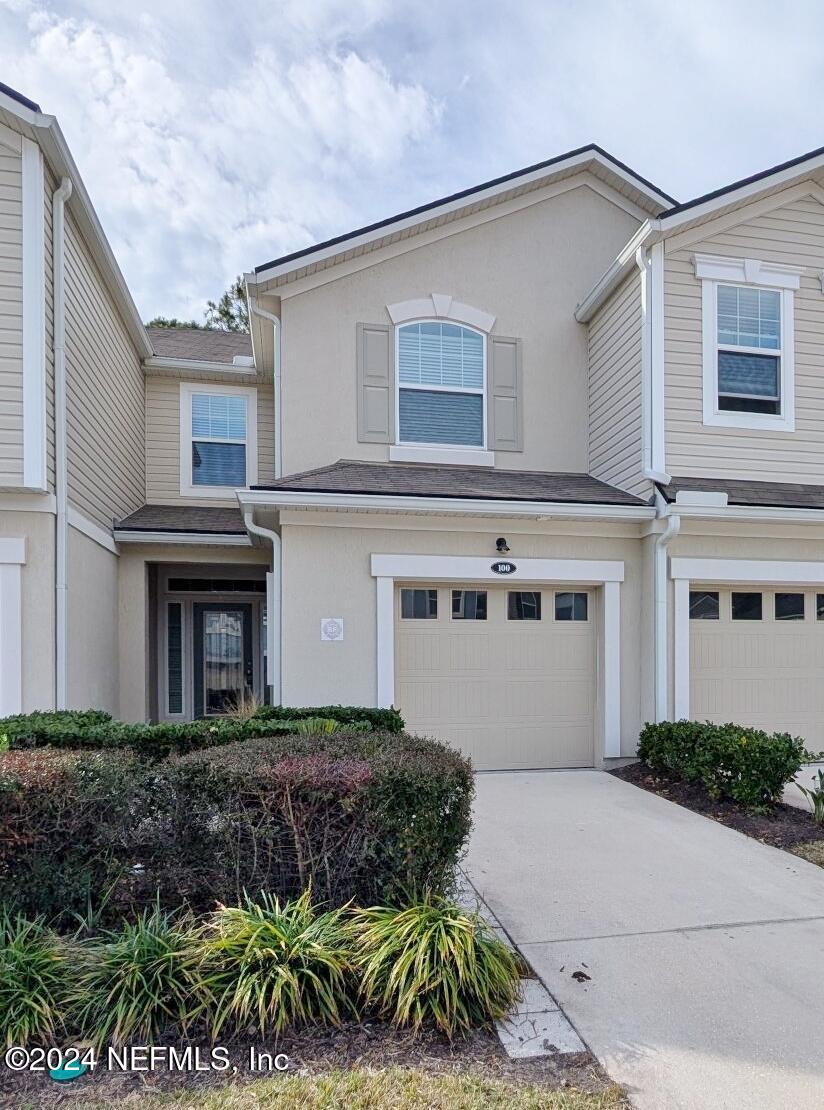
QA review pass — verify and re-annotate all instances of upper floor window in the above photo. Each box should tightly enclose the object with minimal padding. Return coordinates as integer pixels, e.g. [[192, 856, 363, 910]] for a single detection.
[[396, 321, 486, 448], [694, 253, 800, 433], [180, 383, 258, 497], [716, 285, 781, 415]]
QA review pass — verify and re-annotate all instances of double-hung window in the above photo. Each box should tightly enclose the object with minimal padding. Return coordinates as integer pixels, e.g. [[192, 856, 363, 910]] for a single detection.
[[695, 253, 800, 432], [716, 285, 781, 414], [397, 321, 486, 448], [180, 384, 257, 496]]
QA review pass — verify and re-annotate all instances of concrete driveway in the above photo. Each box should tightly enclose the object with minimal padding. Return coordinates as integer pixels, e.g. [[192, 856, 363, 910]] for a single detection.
[[466, 770, 824, 1110]]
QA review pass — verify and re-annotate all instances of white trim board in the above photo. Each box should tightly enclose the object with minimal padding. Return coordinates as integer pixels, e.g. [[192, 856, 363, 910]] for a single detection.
[[670, 556, 824, 720], [0, 537, 26, 716], [21, 136, 46, 491], [179, 382, 258, 499], [387, 294, 496, 333], [67, 505, 118, 555], [370, 553, 623, 760], [112, 530, 252, 547]]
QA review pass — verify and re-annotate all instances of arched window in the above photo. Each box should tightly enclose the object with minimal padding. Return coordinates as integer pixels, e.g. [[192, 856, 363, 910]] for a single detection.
[[396, 321, 486, 448]]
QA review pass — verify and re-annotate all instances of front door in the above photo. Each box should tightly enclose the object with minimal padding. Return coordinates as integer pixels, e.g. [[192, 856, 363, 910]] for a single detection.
[[193, 603, 254, 717]]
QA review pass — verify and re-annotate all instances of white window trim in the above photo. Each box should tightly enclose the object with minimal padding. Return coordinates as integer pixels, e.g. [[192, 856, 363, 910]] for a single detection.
[[371, 554, 623, 760], [394, 319, 488, 454], [179, 382, 258, 498], [671, 557, 824, 720], [0, 538, 26, 716], [695, 254, 800, 432], [21, 137, 46, 492]]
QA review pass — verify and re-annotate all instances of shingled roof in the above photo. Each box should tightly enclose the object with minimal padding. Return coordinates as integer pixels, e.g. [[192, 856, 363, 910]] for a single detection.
[[115, 505, 246, 534], [254, 459, 647, 506], [147, 328, 253, 365], [660, 476, 824, 511]]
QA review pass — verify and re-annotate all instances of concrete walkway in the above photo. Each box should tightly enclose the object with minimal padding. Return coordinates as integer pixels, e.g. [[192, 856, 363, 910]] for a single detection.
[[466, 770, 824, 1110]]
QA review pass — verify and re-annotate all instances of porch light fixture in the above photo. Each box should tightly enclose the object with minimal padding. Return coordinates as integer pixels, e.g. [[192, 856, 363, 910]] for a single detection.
[[496, 537, 510, 553]]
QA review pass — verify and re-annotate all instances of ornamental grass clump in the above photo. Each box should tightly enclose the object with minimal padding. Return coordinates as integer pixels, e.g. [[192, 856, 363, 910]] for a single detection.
[[72, 906, 202, 1047], [351, 895, 521, 1037], [198, 890, 356, 1037], [0, 911, 69, 1047]]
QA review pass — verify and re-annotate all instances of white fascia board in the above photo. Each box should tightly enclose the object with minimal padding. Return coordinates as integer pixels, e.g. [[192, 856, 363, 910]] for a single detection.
[[238, 488, 655, 521], [112, 530, 252, 546], [658, 152, 824, 231], [674, 504, 824, 524], [575, 221, 658, 322], [671, 556, 824, 583], [67, 505, 118, 555], [143, 357, 259, 376], [371, 553, 625, 582], [254, 151, 672, 286]]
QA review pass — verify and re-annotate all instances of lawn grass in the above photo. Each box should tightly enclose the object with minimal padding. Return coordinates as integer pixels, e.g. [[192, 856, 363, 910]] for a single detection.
[[74, 1067, 627, 1109]]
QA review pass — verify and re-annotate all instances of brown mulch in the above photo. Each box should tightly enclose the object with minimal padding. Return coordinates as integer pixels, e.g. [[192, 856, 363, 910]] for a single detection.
[[0, 1023, 614, 1108], [611, 762, 824, 858]]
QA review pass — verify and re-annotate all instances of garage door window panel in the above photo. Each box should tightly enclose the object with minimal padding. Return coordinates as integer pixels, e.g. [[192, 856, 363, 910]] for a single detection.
[[689, 590, 719, 620], [508, 591, 541, 621], [817, 594, 824, 620], [775, 592, 805, 621], [400, 589, 438, 620], [555, 592, 588, 622], [732, 592, 763, 621], [452, 590, 487, 620]]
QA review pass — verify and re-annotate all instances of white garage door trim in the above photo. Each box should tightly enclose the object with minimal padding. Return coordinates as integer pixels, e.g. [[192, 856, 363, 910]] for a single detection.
[[0, 537, 26, 716], [371, 554, 624, 759], [671, 556, 824, 719]]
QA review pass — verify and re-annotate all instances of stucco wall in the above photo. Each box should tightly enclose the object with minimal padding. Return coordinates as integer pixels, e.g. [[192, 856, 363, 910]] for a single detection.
[[279, 512, 647, 759], [0, 510, 54, 710], [279, 178, 641, 476], [67, 526, 119, 711]]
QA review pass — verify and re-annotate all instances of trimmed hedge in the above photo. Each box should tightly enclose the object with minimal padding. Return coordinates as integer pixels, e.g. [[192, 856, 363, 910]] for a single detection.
[[637, 719, 805, 807], [0, 705, 404, 760], [0, 731, 473, 924]]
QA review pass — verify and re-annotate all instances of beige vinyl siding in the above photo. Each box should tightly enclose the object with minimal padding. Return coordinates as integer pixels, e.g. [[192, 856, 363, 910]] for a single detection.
[[587, 269, 646, 496], [64, 210, 144, 527], [145, 376, 274, 504], [0, 139, 23, 486], [665, 190, 824, 481]]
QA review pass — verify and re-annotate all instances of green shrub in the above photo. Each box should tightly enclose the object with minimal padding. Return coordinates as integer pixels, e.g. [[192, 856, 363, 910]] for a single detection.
[[0, 705, 403, 759], [199, 891, 355, 1036], [0, 911, 69, 1046], [637, 720, 805, 807], [0, 733, 473, 923], [72, 906, 202, 1047], [350, 895, 521, 1037]]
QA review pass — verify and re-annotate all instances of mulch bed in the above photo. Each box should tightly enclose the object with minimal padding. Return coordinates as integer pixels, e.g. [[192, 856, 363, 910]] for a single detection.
[[611, 762, 824, 856], [0, 1023, 615, 1107]]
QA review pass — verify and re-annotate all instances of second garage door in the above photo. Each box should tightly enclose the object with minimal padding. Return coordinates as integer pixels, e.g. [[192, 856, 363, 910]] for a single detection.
[[690, 586, 824, 748], [395, 584, 596, 770]]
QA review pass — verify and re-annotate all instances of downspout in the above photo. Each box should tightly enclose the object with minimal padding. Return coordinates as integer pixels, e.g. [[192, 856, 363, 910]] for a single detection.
[[243, 511, 282, 705], [248, 298, 282, 479], [53, 176, 72, 709], [653, 489, 680, 722]]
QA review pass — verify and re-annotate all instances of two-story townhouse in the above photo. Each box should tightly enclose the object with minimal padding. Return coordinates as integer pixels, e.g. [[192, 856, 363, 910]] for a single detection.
[[9, 77, 824, 770], [0, 81, 150, 717]]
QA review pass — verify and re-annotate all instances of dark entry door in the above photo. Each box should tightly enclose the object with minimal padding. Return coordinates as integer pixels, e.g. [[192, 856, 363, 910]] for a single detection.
[[193, 603, 254, 717]]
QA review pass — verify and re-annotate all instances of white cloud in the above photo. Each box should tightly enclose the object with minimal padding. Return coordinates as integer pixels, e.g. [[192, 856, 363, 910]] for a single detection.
[[0, 4, 441, 319]]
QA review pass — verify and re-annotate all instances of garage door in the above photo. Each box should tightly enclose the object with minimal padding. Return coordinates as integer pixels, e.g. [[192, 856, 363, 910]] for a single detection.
[[395, 584, 596, 770], [690, 586, 824, 747]]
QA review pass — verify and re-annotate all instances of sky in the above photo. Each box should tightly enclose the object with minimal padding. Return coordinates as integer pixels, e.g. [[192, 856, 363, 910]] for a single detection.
[[2, 0, 824, 322]]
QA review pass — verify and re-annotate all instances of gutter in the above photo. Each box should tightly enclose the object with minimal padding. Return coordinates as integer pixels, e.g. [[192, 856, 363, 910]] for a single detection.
[[238, 488, 655, 522], [242, 511, 282, 705], [112, 530, 251, 547], [53, 175, 72, 709], [653, 489, 680, 722]]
